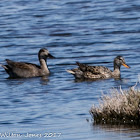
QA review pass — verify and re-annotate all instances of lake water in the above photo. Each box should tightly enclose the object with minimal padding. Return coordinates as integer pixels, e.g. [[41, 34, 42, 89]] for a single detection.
[[0, 0, 140, 139]]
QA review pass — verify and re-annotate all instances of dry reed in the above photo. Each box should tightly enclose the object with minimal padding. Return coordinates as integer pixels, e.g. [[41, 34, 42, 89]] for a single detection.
[[90, 85, 140, 125]]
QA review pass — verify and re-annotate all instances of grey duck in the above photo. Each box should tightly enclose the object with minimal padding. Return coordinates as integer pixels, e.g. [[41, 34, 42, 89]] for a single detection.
[[1, 48, 54, 78]]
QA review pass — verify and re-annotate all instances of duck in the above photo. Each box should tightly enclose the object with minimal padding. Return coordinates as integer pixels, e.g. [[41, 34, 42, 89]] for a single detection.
[[67, 56, 130, 79], [1, 48, 55, 78]]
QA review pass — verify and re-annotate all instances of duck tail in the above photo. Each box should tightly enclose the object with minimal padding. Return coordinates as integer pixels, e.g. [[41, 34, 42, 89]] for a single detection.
[[0, 64, 8, 70], [66, 69, 75, 75]]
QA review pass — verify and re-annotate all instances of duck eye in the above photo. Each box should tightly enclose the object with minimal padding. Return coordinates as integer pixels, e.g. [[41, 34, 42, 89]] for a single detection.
[[119, 57, 123, 61]]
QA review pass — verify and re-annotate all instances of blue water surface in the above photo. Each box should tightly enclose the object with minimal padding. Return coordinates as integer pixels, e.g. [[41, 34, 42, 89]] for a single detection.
[[0, 0, 140, 139]]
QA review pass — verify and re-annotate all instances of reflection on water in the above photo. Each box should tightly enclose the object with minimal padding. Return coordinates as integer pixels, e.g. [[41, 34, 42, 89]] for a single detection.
[[92, 124, 140, 140], [0, 0, 140, 139]]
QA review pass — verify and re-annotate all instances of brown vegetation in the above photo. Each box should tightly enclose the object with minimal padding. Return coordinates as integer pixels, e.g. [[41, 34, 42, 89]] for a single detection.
[[90, 85, 140, 125]]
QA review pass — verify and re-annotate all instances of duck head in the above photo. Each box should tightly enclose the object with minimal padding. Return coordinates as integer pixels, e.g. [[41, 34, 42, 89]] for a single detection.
[[114, 56, 130, 70], [38, 48, 55, 60]]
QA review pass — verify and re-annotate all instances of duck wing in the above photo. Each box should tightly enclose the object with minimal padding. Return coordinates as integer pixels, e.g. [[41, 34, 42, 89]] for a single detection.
[[76, 62, 112, 76], [5, 59, 40, 78], [6, 59, 40, 69]]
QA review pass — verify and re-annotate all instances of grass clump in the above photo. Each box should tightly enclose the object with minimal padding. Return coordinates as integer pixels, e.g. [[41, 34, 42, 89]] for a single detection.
[[90, 85, 140, 125]]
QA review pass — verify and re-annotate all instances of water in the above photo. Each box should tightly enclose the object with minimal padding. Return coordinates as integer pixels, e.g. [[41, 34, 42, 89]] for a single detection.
[[0, 0, 140, 139]]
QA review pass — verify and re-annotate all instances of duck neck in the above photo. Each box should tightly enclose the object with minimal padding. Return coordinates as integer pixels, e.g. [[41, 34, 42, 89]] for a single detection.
[[113, 64, 121, 77], [39, 58, 49, 73]]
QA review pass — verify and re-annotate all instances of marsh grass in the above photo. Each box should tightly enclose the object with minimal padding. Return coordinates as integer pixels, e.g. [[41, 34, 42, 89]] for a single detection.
[[90, 85, 140, 125]]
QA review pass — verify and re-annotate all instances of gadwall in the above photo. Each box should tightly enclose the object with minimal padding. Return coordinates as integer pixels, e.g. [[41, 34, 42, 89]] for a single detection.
[[1, 48, 54, 78], [67, 56, 130, 79]]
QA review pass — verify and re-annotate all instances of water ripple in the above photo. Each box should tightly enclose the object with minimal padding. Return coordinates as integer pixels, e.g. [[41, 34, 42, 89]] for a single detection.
[[0, 0, 140, 139]]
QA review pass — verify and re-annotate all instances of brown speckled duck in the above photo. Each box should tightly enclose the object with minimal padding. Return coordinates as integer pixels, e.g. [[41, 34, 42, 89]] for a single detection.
[[67, 56, 130, 79], [1, 48, 54, 78]]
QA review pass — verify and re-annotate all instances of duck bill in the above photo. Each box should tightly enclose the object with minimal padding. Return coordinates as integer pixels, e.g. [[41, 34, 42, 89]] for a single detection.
[[122, 63, 130, 68], [48, 53, 55, 58]]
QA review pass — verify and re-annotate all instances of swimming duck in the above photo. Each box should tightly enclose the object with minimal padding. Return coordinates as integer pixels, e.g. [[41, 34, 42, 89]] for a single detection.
[[1, 48, 54, 78], [67, 56, 130, 79]]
